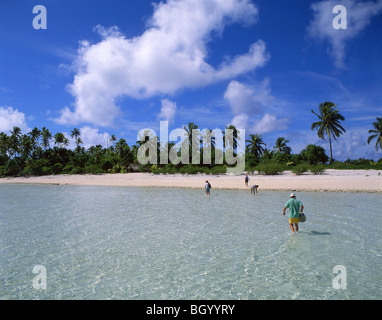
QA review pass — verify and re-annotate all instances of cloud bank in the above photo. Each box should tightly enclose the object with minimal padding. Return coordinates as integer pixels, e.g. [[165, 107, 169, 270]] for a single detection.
[[224, 80, 288, 134], [55, 0, 269, 127]]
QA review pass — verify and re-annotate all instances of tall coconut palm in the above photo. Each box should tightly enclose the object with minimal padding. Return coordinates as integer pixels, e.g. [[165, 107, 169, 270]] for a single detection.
[[70, 128, 82, 150], [54, 132, 67, 149], [245, 133, 266, 158], [311, 101, 346, 163], [109, 134, 117, 149], [9, 126, 22, 157], [20, 134, 33, 158], [41, 127, 52, 150], [223, 125, 240, 151], [273, 137, 291, 154], [29, 127, 41, 148], [367, 116, 382, 151], [183, 122, 201, 148], [0, 132, 10, 156]]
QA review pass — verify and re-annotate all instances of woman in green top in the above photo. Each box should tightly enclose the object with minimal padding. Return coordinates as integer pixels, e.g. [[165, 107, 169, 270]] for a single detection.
[[282, 193, 304, 234]]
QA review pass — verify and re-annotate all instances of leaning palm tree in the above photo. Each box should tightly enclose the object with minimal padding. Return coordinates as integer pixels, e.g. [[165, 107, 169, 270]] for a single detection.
[[311, 101, 346, 163], [245, 133, 266, 159], [367, 116, 382, 151]]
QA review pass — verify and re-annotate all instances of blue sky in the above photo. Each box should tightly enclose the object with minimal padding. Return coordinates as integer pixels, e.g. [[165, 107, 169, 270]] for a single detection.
[[0, 0, 381, 160]]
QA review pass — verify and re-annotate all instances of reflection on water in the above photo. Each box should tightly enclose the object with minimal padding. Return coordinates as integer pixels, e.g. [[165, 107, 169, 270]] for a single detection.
[[0, 184, 381, 300]]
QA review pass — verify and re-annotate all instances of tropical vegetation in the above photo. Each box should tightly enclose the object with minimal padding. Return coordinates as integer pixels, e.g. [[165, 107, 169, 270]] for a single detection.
[[0, 110, 381, 177]]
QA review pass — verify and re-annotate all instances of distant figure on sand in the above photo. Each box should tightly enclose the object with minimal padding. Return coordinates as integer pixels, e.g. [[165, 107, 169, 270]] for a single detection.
[[245, 175, 249, 187], [283, 193, 304, 234], [250, 184, 259, 194], [205, 180, 211, 195]]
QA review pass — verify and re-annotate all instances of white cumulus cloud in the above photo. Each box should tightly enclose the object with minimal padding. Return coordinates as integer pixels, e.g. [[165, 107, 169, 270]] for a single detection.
[[158, 98, 177, 124], [78, 126, 111, 149], [0, 106, 30, 133], [54, 0, 268, 127], [224, 80, 289, 133]]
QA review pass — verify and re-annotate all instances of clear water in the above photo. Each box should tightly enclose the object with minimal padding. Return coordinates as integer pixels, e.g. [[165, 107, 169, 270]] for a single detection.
[[0, 184, 381, 300]]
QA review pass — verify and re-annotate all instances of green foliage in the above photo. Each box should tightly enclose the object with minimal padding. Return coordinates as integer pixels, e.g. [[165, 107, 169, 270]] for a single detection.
[[256, 161, 285, 175], [163, 163, 177, 174], [272, 152, 292, 163], [71, 167, 84, 174], [150, 164, 160, 174], [84, 164, 103, 175], [108, 164, 124, 173], [300, 144, 329, 165], [330, 159, 382, 170], [0, 123, 380, 177], [52, 163, 64, 174], [309, 164, 326, 175], [62, 164, 74, 174], [291, 163, 309, 175], [208, 165, 227, 175]]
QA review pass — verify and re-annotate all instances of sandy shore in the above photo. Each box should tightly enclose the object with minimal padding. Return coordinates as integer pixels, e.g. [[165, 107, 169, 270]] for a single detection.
[[0, 169, 381, 193]]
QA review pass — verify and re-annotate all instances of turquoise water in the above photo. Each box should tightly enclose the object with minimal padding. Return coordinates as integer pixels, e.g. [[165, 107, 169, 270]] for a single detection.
[[0, 184, 381, 300]]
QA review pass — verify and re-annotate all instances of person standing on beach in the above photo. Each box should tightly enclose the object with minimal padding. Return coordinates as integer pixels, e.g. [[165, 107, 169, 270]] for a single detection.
[[205, 180, 211, 195], [245, 175, 249, 187], [283, 193, 304, 234]]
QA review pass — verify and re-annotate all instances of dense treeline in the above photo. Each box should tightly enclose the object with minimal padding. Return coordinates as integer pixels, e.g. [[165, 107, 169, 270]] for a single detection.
[[0, 120, 381, 178]]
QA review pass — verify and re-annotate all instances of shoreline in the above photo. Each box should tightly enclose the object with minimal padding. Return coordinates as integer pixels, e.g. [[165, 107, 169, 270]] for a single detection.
[[0, 169, 381, 193]]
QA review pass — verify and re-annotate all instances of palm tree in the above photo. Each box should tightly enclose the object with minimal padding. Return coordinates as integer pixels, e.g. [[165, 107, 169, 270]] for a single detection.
[[41, 127, 52, 150], [8, 127, 24, 174], [273, 137, 291, 154], [261, 148, 274, 160], [70, 128, 82, 150], [367, 116, 382, 151], [183, 122, 201, 148], [109, 134, 117, 149], [9, 126, 22, 157], [20, 134, 33, 158], [0, 132, 10, 156], [29, 127, 41, 148], [54, 132, 66, 149], [245, 133, 266, 158], [223, 125, 240, 151], [311, 101, 346, 163]]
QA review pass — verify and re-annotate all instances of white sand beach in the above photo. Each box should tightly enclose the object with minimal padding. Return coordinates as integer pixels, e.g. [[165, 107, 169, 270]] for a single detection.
[[0, 169, 381, 193]]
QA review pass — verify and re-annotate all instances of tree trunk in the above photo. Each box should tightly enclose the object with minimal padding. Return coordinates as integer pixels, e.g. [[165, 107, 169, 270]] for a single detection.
[[328, 132, 333, 163]]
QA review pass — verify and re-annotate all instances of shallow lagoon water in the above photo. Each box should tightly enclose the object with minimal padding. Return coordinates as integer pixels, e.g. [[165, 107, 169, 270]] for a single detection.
[[0, 184, 381, 300]]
